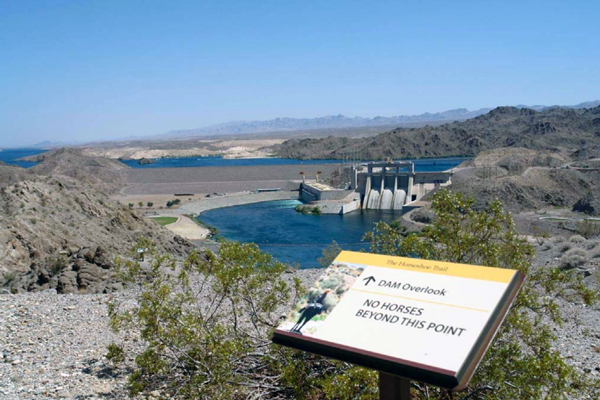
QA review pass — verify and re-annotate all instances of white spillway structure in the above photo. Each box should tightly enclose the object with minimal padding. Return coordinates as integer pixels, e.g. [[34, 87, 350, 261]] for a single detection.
[[379, 189, 394, 210], [362, 161, 415, 210], [392, 189, 406, 210], [366, 189, 380, 209]]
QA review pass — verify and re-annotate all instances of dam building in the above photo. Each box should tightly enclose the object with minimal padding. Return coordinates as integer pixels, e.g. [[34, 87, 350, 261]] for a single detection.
[[300, 161, 452, 214], [357, 161, 452, 210]]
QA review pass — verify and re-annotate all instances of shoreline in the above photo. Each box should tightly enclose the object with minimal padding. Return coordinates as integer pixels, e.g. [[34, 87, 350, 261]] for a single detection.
[[180, 191, 299, 216]]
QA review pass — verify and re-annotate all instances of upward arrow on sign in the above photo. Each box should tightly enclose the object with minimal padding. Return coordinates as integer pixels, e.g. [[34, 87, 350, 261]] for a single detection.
[[363, 276, 376, 286]]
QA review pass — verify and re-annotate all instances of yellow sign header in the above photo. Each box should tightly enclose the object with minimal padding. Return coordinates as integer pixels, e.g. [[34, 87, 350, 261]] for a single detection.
[[334, 251, 516, 283]]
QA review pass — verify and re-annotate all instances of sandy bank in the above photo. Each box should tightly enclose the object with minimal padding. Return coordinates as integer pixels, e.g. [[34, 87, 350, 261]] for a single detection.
[[155, 214, 210, 240]]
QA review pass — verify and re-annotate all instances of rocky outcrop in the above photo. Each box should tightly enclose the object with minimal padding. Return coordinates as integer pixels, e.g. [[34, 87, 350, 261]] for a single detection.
[[138, 157, 156, 165], [0, 175, 194, 293], [21, 148, 130, 194], [9, 246, 122, 294]]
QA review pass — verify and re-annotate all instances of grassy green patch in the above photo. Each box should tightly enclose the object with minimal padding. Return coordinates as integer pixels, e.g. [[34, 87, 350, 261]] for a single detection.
[[150, 216, 178, 226]]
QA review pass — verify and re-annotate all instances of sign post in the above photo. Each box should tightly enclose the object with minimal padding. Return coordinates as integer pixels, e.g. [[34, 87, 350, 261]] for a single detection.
[[379, 372, 410, 400], [273, 251, 524, 397]]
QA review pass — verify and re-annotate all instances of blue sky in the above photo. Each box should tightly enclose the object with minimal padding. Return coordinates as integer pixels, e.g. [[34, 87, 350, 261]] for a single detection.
[[1, 0, 599, 147]]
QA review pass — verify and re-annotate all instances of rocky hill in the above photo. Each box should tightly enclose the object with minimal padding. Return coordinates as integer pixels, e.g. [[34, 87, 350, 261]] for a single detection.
[[0, 163, 34, 188], [22, 148, 130, 193], [447, 147, 598, 213], [276, 106, 600, 160], [1, 150, 194, 294]]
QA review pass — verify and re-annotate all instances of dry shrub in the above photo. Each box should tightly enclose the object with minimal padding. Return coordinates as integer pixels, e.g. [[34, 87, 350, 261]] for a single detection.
[[559, 242, 573, 253], [569, 235, 587, 244], [561, 248, 588, 270]]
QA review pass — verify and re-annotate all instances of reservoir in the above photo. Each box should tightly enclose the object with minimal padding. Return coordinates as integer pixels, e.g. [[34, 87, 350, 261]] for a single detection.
[[120, 156, 468, 170], [0, 148, 46, 168], [199, 200, 398, 269], [120, 156, 341, 168]]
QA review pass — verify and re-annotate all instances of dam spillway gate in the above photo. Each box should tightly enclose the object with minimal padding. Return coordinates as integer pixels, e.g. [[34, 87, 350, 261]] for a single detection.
[[357, 161, 452, 210]]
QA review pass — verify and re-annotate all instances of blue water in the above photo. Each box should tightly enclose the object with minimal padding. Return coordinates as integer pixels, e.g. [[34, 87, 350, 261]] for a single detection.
[[199, 200, 398, 269], [0, 148, 45, 168], [121, 155, 468, 170], [120, 156, 341, 169]]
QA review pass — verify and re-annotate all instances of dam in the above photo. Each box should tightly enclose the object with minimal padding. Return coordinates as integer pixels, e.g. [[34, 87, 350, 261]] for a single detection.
[[357, 161, 452, 210], [300, 160, 453, 214]]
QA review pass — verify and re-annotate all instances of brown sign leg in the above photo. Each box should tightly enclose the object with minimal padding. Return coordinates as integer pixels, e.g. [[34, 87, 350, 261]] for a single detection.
[[379, 372, 411, 400]]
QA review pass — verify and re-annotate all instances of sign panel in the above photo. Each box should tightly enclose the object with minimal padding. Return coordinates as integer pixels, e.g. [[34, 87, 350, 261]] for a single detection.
[[273, 251, 524, 390]]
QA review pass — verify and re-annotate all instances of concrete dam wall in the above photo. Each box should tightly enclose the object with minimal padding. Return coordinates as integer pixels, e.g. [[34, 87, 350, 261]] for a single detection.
[[355, 161, 452, 211]]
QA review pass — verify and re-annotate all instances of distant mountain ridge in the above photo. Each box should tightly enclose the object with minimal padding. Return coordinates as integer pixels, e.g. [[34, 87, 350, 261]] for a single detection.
[[163, 100, 600, 139], [275, 105, 600, 160]]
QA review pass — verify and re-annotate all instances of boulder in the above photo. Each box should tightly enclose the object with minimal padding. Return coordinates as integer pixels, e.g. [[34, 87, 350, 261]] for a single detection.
[[57, 271, 78, 294]]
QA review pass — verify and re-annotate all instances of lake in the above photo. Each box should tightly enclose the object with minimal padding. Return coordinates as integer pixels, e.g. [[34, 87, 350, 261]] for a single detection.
[[121, 155, 468, 170], [120, 156, 341, 169], [199, 200, 398, 269], [0, 148, 46, 168], [1, 149, 468, 172]]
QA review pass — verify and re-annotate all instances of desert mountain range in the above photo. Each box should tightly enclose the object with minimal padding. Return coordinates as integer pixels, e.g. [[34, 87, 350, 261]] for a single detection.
[[160, 101, 599, 139], [275, 105, 600, 160]]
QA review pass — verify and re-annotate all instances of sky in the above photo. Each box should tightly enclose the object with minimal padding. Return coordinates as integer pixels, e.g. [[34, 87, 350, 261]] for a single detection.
[[1, 0, 599, 147]]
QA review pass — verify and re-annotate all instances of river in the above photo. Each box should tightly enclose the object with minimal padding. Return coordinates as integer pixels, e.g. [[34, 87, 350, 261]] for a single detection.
[[199, 199, 398, 269]]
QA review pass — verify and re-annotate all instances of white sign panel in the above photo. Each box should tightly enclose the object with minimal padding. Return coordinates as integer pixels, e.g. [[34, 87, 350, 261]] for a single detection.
[[273, 251, 524, 389]]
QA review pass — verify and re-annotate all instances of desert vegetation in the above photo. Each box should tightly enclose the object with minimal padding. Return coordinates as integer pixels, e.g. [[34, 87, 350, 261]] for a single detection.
[[104, 191, 600, 399]]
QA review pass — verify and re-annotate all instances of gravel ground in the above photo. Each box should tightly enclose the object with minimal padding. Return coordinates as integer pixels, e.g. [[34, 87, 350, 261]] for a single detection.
[[0, 269, 322, 400], [1, 247, 599, 399], [0, 291, 129, 399]]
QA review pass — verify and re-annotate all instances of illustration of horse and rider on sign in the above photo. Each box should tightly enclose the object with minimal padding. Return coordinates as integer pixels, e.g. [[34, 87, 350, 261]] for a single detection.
[[280, 262, 365, 336]]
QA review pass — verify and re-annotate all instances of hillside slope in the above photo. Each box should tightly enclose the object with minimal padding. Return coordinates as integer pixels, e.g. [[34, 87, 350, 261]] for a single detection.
[[447, 147, 597, 213], [276, 106, 600, 160], [1, 150, 194, 294], [24, 148, 130, 193]]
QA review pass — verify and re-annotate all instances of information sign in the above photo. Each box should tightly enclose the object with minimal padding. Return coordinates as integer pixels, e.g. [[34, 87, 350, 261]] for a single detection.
[[273, 251, 524, 390]]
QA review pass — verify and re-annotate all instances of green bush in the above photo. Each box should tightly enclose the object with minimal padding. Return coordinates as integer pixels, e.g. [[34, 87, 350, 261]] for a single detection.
[[318, 240, 342, 268], [166, 199, 182, 208], [108, 191, 600, 400], [364, 189, 598, 399], [106, 343, 125, 364], [110, 242, 306, 398]]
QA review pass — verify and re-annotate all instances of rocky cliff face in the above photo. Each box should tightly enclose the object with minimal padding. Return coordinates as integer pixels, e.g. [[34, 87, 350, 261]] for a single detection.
[[0, 164, 193, 294]]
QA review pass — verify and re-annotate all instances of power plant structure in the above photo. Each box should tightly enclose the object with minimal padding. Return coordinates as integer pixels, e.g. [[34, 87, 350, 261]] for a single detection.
[[360, 161, 414, 210], [356, 161, 451, 210], [299, 160, 453, 214]]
